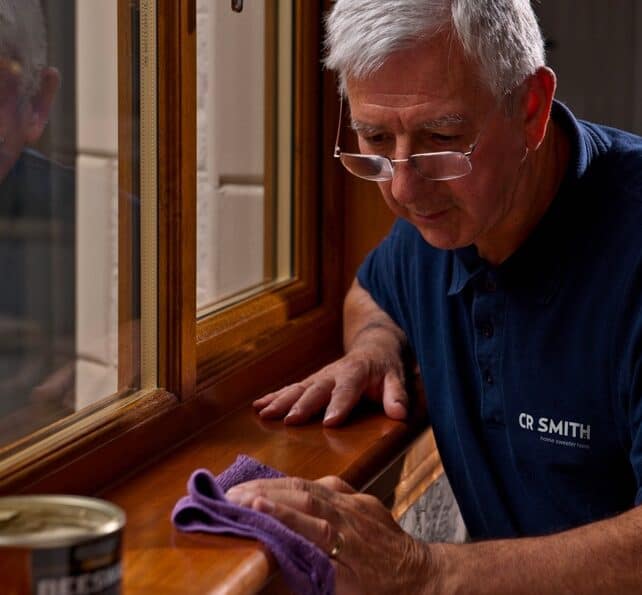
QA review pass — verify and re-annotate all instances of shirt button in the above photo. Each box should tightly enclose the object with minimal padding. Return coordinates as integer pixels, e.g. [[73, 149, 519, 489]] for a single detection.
[[484, 276, 497, 292], [481, 322, 494, 338], [484, 370, 494, 385]]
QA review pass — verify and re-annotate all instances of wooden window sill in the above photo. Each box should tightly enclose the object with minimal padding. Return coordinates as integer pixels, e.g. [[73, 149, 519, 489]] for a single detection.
[[102, 402, 429, 594]]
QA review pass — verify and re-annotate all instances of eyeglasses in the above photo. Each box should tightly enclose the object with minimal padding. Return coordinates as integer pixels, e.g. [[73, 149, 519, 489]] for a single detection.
[[332, 96, 482, 182]]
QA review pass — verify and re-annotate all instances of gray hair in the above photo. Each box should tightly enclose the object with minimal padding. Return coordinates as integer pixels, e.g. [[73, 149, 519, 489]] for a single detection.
[[0, 0, 47, 97], [325, 0, 545, 98]]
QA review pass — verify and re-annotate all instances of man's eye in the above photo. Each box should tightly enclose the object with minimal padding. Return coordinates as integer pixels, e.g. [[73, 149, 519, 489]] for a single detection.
[[431, 133, 461, 144], [362, 133, 388, 145]]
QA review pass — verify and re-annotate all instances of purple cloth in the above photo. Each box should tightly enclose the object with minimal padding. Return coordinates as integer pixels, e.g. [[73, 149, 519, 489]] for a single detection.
[[171, 454, 335, 595]]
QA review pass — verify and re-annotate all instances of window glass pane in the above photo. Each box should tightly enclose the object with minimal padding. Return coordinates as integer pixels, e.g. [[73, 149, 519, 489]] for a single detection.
[[196, 0, 293, 316], [0, 0, 141, 452]]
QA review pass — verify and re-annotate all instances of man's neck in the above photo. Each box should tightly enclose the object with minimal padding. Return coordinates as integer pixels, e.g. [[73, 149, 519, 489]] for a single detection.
[[476, 118, 571, 266]]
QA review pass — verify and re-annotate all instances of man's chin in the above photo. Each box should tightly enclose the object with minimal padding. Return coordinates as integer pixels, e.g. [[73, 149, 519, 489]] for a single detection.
[[413, 223, 466, 252]]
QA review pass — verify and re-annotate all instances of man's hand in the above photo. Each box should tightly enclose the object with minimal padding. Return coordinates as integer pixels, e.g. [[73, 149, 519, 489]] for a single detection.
[[253, 279, 410, 426], [226, 476, 436, 594], [253, 350, 409, 426], [227, 476, 642, 594]]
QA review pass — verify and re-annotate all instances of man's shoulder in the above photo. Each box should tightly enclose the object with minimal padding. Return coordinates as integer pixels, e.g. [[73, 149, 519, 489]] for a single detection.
[[578, 120, 642, 202], [553, 102, 642, 201], [581, 118, 642, 149]]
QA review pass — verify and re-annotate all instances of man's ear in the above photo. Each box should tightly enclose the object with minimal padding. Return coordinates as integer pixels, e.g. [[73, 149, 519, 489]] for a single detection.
[[25, 66, 60, 144], [520, 66, 556, 152]]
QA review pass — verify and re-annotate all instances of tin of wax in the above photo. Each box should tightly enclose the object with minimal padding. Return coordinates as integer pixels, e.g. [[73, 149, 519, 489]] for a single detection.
[[0, 495, 125, 595]]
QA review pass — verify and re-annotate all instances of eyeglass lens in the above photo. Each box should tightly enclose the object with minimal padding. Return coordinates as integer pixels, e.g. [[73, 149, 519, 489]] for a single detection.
[[339, 152, 472, 182]]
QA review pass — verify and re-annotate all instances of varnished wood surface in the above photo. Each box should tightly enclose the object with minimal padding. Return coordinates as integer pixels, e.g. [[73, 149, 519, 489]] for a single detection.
[[107, 3, 417, 590], [196, 0, 341, 374], [391, 428, 444, 520], [117, 0, 140, 392], [101, 403, 427, 594], [157, 0, 197, 399]]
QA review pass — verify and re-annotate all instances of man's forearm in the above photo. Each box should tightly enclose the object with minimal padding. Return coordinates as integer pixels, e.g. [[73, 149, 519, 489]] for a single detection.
[[343, 279, 407, 356], [430, 505, 642, 594]]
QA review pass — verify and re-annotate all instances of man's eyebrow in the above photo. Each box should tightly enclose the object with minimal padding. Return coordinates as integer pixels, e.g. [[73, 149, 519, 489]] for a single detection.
[[350, 113, 467, 135], [419, 113, 467, 128], [350, 120, 382, 135]]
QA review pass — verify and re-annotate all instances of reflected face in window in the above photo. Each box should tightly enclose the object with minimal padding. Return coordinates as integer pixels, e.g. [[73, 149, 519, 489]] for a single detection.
[[0, 58, 59, 182]]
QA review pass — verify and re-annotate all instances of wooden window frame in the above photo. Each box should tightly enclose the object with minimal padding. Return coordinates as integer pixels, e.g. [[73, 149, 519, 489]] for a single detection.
[[0, 0, 344, 496], [194, 0, 343, 401]]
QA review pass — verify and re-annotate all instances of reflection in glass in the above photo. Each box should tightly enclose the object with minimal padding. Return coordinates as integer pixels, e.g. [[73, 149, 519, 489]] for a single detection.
[[0, 1, 140, 451], [196, 1, 293, 316]]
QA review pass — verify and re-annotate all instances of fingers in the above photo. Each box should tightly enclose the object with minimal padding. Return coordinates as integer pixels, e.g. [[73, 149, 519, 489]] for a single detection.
[[249, 496, 363, 594], [284, 381, 335, 424], [253, 380, 337, 424], [227, 478, 352, 562], [226, 477, 378, 532], [227, 475, 427, 594], [253, 383, 309, 419], [253, 357, 371, 426], [381, 371, 409, 420], [316, 475, 356, 494], [251, 496, 347, 561], [226, 476, 337, 501], [322, 376, 367, 426]]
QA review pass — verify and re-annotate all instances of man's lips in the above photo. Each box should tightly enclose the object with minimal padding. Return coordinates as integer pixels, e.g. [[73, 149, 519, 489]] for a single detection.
[[409, 207, 451, 222]]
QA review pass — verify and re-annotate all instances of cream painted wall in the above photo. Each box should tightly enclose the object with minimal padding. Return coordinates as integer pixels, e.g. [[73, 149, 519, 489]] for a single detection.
[[196, 0, 266, 311], [74, 1, 268, 407], [75, 1, 118, 408]]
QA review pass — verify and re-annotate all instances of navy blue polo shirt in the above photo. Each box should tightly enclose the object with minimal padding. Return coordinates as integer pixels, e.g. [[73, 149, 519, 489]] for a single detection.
[[357, 101, 642, 540]]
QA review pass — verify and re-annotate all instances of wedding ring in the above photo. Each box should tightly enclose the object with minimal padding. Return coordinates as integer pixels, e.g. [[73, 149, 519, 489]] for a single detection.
[[329, 531, 345, 559]]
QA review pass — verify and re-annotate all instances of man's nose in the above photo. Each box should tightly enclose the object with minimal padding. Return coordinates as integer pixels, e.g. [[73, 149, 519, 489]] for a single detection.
[[390, 159, 431, 205]]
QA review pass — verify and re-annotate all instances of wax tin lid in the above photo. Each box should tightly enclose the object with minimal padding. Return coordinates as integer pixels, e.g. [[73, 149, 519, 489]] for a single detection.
[[0, 495, 125, 548]]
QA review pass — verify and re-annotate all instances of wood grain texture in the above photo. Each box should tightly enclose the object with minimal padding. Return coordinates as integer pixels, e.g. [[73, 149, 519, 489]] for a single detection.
[[391, 429, 444, 520], [157, 0, 197, 399], [117, 0, 141, 391], [0, 322, 340, 495], [263, 0, 277, 283], [101, 403, 427, 594], [195, 0, 344, 393], [0, 1, 432, 550]]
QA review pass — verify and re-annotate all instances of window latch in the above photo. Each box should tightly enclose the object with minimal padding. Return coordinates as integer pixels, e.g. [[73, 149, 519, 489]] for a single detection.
[[231, 0, 243, 12]]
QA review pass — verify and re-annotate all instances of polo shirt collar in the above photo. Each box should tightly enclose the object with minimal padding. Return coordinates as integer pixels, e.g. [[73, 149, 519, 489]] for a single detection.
[[448, 100, 595, 302], [448, 244, 485, 295]]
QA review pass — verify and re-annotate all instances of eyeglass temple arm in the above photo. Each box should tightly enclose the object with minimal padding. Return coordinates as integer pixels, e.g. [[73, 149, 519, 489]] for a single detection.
[[333, 95, 344, 158]]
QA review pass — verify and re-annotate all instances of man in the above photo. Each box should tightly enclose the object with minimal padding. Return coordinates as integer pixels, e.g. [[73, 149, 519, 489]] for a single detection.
[[227, 0, 642, 592], [0, 0, 74, 443]]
